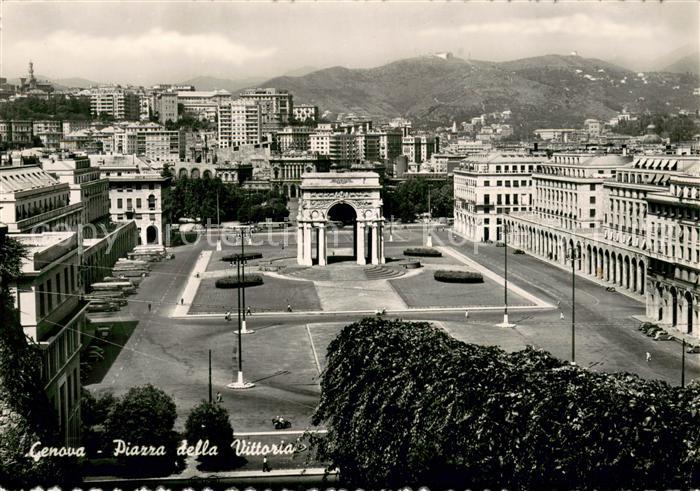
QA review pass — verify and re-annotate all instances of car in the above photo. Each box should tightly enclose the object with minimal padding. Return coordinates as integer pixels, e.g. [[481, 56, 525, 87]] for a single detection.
[[272, 416, 292, 429], [654, 331, 673, 341], [687, 345, 700, 354], [513, 249, 525, 255]]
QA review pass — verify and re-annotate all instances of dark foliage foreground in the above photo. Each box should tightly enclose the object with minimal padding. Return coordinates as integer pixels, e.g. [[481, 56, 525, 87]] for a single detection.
[[311, 317, 700, 490], [215, 274, 264, 288], [403, 248, 442, 257], [433, 270, 484, 283]]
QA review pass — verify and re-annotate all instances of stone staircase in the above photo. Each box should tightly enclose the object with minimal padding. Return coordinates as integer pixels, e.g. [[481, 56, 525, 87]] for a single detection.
[[364, 265, 405, 280]]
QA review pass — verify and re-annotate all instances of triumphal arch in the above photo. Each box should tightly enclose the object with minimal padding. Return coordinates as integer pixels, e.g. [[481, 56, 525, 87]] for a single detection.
[[297, 172, 385, 266]]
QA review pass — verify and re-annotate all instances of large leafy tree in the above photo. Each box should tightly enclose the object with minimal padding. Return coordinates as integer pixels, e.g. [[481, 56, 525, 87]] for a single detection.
[[184, 400, 239, 470], [312, 317, 700, 489], [0, 233, 78, 488], [102, 384, 181, 476], [384, 177, 454, 222]]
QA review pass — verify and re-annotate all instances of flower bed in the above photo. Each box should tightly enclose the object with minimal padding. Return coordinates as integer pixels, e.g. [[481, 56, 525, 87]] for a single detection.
[[403, 247, 442, 257], [433, 270, 483, 283], [215, 274, 264, 288], [221, 252, 263, 262]]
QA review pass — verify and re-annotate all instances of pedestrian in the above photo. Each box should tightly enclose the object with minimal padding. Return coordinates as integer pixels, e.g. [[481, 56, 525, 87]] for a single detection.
[[262, 454, 271, 473], [216, 392, 223, 403], [225, 311, 231, 321], [287, 303, 292, 312], [247, 306, 252, 316], [465, 310, 469, 319], [560, 312, 565, 320], [646, 352, 652, 363], [180, 297, 184, 305], [148, 303, 152, 312]]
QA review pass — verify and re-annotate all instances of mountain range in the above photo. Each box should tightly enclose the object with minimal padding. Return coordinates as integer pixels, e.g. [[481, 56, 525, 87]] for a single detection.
[[251, 54, 698, 132]]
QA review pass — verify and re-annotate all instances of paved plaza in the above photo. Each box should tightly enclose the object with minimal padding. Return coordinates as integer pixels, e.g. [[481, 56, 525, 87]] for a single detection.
[[84, 227, 700, 472]]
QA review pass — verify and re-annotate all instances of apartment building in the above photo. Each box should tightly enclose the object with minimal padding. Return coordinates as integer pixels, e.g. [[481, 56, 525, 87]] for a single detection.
[[153, 92, 178, 125], [91, 155, 171, 245], [276, 126, 312, 152], [292, 104, 319, 123], [239, 88, 293, 131], [0, 120, 34, 147], [32, 120, 64, 149], [402, 135, 438, 164], [217, 99, 263, 148], [177, 90, 231, 123], [310, 131, 358, 167], [355, 132, 381, 162], [41, 153, 110, 224], [453, 152, 545, 241], [0, 165, 83, 233], [89, 87, 140, 120]]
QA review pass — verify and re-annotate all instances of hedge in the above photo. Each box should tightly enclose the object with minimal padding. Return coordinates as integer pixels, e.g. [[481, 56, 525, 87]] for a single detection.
[[433, 270, 483, 283], [221, 252, 263, 262], [403, 247, 442, 257], [215, 274, 264, 288], [311, 317, 700, 489]]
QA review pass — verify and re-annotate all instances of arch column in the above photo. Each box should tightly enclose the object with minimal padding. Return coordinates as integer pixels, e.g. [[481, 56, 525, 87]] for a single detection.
[[317, 224, 327, 266], [370, 222, 379, 265], [302, 223, 313, 266], [297, 225, 304, 263], [356, 222, 366, 265]]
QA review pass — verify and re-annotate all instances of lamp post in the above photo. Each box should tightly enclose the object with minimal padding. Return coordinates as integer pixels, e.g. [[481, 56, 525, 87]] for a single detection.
[[227, 254, 255, 390], [566, 245, 581, 364], [237, 227, 253, 335], [682, 338, 686, 388], [496, 221, 516, 328]]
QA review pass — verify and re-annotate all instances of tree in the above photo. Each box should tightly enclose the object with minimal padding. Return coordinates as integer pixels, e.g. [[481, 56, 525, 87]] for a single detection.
[[311, 317, 700, 489], [0, 233, 79, 488], [103, 384, 181, 476], [184, 401, 239, 470]]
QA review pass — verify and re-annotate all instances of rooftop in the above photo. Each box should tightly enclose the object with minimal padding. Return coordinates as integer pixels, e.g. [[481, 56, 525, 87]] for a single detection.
[[0, 165, 62, 193]]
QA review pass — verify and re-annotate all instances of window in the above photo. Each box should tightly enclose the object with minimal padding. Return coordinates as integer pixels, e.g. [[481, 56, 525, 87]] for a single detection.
[[47, 279, 53, 310], [497, 194, 502, 205], [484, 195, 490, 206], [117, 198, 123, 209], [497, 180, 502, 186], [590, 196, 596, 204], [64, 268, 69, 297], [505, 195, 511, 205], [589, 209, 596, 217], [484, 180, 490, 187], [148, 194, 156, 210], [127, 198, 133, 210], [505, 180, 511, 187], [136, 198, 142, 208], [590, 184, 596, 191]]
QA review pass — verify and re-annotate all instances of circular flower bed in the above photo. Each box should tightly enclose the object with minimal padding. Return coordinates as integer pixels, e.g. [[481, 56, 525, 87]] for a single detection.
[[433, 270, 483, 283], [215, 274, 264, 288], [221, 252, 263, 262], [403, 247, 442, 257]]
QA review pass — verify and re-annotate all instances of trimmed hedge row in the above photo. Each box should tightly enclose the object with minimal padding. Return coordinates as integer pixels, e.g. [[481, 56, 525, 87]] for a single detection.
[[221, 252, 263, 262], [313, 317, 700, 489], [433, 270, 483, 283], [214, 274, 264, 288], [403, 247, 442, 257]]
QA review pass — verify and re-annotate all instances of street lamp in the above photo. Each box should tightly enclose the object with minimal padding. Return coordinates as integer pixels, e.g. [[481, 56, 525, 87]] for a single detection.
[[496, 221, 516, 328], [237, 227, 253, 335], [226, 229, 255, 390], [565, 245, 581, 364]]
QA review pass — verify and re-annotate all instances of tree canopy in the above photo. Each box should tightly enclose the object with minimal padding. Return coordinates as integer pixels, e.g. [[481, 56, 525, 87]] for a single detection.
[[0, 96, 92, 121], [312, 317, 700, 489], [165, 176, 289, 225], [383, 177, 454, 222], [614, 113, 700, 142]]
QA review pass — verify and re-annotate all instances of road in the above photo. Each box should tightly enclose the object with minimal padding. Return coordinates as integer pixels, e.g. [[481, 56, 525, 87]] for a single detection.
[[87, 228, 700, 440]]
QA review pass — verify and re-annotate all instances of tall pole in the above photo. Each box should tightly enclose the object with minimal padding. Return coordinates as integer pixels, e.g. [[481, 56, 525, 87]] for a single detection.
[[497, 222, 515, 328], [208, 349, 212, 403], [227, 258, 254, 389], [238, 229, 253, 334], [216, 190, 220, 227], [682, 338, 686, 388], [571, 248, 576, 365]]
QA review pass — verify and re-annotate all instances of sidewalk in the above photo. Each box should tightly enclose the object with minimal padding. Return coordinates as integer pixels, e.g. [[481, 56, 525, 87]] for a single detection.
[[437, 245, 554, 309], [172, 250, 212, 317]]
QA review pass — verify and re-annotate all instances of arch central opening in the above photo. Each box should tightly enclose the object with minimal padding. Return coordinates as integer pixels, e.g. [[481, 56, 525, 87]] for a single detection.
[[327, 202, 358, 263]]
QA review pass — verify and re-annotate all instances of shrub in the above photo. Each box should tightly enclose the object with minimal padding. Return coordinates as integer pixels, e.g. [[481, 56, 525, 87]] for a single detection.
[[221, 252, 263, 262], [215, 274, 264, 288], [102, 384, 181, 476], [513, 249, 525, 254], [434, 270, 483, 283], [185, 401, 240, 470], [403, 247, 442, 257], [312, 317, 700, 489]]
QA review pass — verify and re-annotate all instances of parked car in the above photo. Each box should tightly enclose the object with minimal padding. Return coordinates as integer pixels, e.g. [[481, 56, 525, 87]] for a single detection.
[[513, 249, 525, 255], [687, 345, 700, 354], [655, 332, 673, 341], [272, 416, 291, 429]]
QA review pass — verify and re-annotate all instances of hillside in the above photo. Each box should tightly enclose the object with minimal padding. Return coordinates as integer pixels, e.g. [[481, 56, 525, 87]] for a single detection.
[[255, 54, 699, 134], [663, 52, 699, 76], [178, 75, 265, 94]]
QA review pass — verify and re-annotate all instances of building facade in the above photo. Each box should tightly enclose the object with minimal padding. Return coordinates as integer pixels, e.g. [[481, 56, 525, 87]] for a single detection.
[[218, 100, 263, 148]]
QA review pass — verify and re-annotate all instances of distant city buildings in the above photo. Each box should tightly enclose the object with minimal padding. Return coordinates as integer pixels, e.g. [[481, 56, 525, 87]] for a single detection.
[[217, 99, 263, 148], [239, 88, 293, 131], [89, 86, 141, 120], [292, 104, 319, 123]]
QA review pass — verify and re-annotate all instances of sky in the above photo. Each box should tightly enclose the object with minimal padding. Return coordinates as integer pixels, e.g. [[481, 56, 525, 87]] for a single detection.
[[1, 1, 698, 85]]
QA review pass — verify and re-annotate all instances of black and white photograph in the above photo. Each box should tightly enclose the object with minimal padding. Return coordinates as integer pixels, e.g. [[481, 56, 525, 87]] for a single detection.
[[0, 0, 699, 489]]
